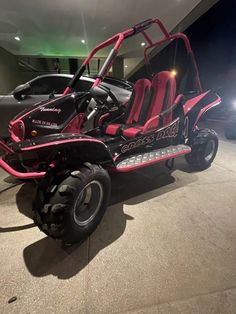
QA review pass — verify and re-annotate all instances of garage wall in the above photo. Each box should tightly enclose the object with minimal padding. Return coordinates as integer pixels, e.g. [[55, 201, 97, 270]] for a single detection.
[[0, 47, 34, 94]]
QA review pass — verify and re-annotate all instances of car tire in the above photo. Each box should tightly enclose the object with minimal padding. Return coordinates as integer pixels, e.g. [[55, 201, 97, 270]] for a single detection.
[[33, 163, 111, 245], [185, 129, 218, 171]]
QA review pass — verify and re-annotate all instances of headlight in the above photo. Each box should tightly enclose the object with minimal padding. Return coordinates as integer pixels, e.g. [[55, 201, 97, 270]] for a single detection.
[[10, 120, 25, 141]]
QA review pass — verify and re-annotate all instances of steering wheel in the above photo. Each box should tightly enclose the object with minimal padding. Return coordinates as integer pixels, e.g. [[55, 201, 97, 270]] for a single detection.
[[100, 86, 120, 107], [87, 86, 120, 121]]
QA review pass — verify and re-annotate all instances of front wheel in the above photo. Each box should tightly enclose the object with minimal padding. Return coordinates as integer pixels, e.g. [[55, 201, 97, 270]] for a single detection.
[[185, 129, 218, 171], [33, 163, 111, 245]]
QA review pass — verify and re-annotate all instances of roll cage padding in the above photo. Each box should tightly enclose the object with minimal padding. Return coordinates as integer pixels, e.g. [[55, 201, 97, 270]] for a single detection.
[[98, 49, 118, 80], [133, 19, 153, 34]]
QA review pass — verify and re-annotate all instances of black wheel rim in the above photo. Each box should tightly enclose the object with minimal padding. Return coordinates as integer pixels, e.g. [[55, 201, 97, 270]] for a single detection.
[[204, 139, 216, 162], [73, 180, 104, 226]]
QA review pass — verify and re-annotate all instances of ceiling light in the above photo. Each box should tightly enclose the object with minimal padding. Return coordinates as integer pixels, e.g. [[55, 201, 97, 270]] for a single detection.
[[14, 36, 20, 41], [141, 42, 146, 47], [125, 65, 128, 68], [81, 39, 85, 44]]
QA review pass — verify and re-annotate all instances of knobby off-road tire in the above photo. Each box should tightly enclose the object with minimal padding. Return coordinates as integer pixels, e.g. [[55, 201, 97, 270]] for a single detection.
[[185, 129, 218, 171], [33, 163, 111, 245]]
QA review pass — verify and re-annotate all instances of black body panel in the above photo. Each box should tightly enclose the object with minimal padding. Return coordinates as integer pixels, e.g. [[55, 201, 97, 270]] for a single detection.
[[186, 90, 220, 131], [15, 93, 89, 139]]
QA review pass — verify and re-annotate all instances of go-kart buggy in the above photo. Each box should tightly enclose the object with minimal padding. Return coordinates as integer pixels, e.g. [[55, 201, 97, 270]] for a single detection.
[[0, 18, 221, 244]]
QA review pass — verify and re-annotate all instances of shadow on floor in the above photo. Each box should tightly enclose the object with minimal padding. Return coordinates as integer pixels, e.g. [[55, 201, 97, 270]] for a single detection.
[[15, 181, 36, 219], [0, 175, 22, 194], [0, 223, 35, 233], [3, 176, 22, 185], [21, 203, 134, 279], [18, 161, 197, 279], [0, 177, 35, 233]]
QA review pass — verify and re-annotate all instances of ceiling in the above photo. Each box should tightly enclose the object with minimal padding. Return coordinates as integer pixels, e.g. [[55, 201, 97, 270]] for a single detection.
[[0, 0, 214, 76]]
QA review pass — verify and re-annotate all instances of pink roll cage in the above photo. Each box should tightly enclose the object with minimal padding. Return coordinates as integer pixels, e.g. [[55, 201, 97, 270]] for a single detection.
[[63, 18, 202, 95]]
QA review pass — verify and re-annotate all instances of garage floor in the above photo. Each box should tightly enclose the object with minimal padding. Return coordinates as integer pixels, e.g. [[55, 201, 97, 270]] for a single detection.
[[1, 121, 236, 314]]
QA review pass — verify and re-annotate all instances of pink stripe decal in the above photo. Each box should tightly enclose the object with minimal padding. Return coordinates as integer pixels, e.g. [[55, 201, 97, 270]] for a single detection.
[[193, 96, 221, 128], [183, 91, 209, 115], [21, 138, 105, 151]]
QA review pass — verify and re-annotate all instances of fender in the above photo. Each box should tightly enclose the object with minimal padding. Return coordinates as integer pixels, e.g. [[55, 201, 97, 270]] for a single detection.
[[183, 90, 221, 132], [12, 133, 115, 166]]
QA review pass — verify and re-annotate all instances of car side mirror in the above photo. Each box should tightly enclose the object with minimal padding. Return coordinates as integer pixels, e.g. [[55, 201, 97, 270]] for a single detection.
[[49, 90, 56, 99], [13, 83, 31, 101], [90, 86, 108, 101]]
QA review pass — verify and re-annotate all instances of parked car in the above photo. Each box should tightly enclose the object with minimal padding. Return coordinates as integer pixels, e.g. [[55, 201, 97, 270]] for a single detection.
[[92, 76, 133, 91], [0, 74, 132, 136]]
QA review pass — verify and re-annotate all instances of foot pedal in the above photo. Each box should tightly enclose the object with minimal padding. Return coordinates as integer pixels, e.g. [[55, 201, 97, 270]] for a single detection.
[[115, 145, 191, 172]]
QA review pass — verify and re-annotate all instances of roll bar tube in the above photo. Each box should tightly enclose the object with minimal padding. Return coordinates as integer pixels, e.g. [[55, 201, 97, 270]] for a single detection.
[[0, 158, 45, 179], [64, 17, 202, 94]]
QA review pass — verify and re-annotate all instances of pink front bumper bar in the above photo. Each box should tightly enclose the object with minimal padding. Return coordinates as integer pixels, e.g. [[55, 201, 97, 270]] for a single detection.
[[0, 140, 45, 179], [0, 139, 13, 154], [0, 158, 45, 179]]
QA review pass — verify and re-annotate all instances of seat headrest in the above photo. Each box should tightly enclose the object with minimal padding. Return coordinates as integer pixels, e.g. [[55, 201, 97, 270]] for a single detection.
[[152, 71, 176, 88], [134, 78, 151, 90]]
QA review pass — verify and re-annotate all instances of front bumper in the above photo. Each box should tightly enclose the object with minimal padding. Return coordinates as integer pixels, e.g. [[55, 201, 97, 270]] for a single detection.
[[0, 137, 13, 154], [0, 137, 45, 179]]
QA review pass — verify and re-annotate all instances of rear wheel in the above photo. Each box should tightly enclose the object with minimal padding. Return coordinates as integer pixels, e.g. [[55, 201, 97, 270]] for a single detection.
[[33, 163, 111, 245], [185, 129, 218, 171]]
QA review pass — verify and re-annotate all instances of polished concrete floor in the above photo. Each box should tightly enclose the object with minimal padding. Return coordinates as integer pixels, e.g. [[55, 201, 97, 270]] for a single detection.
[[0, 121, 236, 314]]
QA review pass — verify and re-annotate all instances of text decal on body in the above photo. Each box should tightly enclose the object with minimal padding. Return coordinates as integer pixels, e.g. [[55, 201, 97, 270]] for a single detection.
[[121, 119, 179, 154]]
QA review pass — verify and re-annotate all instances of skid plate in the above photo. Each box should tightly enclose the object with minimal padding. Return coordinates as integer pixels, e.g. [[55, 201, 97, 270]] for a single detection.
[[115, 144, 191, 172]]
